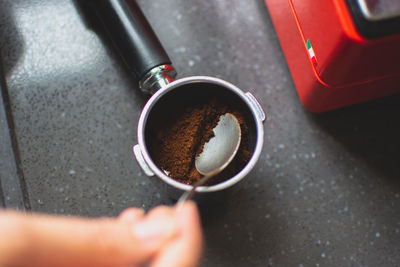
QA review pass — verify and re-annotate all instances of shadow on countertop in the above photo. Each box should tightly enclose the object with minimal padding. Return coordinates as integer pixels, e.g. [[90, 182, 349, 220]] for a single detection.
[[0, 2, 31, 210], [306, 94, 400, 259], [310, 94, 400, 184], [72, 0, 148, 104], [0, 1, 25, 77]]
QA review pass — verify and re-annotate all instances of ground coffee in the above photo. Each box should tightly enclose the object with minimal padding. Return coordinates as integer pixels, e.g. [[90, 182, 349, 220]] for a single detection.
[[149, 97, 251, 185]]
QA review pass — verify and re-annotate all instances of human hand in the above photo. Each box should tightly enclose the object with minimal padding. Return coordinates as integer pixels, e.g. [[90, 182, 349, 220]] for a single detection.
[[0, 201, 202, 267]]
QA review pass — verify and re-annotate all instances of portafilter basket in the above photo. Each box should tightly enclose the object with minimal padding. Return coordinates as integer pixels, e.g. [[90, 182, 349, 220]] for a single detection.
[[89, 0, 265, 193]]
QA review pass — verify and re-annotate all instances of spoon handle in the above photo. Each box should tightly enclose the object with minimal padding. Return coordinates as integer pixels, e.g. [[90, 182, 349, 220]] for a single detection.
[[177, 174, 214, 204]]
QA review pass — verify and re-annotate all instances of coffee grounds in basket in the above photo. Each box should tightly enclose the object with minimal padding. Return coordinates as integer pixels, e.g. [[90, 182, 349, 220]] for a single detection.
[[149, 98, 251, 185]]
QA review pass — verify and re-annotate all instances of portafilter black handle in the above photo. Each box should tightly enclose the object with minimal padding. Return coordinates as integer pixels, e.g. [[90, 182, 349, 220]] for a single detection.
[[88, 0, 176, 94]]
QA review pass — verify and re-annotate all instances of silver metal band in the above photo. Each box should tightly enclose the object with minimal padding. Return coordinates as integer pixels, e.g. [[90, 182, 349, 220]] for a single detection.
[[139, 65, 177, 94]]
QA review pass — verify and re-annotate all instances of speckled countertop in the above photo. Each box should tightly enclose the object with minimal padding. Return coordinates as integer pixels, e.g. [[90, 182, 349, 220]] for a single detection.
[[0, 1, 399, 266]]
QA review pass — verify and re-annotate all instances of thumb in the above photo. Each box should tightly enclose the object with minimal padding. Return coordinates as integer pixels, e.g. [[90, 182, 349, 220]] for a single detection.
[[128, 206, 178, 261]]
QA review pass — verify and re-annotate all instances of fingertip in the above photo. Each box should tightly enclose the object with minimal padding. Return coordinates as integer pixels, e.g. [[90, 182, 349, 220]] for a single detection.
[[147, 205, 175, 217], [119, 208, 145, 222]]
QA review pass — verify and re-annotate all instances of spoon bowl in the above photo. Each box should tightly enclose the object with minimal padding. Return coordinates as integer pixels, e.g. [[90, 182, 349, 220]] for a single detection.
[[196, 113, 242, 176], [178, 113, 241, 203]]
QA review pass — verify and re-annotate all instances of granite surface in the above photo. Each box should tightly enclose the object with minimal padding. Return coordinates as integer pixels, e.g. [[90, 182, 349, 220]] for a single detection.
[[0, 0, 399, 266]]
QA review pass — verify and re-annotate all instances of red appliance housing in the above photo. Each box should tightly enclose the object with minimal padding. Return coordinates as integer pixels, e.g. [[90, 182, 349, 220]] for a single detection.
[[265, 0, 400, 112]]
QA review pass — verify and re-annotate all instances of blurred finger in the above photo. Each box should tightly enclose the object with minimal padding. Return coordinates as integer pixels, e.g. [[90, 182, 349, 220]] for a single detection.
[[132, 206, 177, 252], [118, 208, 145, 222], [150, 201, 203, 267], [145, 205, 175, 219]]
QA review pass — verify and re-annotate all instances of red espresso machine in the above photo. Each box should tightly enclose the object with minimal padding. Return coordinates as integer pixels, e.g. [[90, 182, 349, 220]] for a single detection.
[[265, 0, 400, 112]]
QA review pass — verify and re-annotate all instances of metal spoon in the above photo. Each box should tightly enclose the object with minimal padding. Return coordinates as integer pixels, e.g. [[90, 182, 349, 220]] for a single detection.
[[177, 113, 242, 203]]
